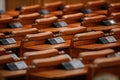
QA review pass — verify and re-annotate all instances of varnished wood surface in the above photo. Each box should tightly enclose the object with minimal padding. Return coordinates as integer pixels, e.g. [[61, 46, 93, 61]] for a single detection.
[[6, 0, 120, 10]]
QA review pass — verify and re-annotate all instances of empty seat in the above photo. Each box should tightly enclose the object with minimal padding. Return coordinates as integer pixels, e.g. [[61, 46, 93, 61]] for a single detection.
[[82, 15, 120, 32], [0, 54, 20, 65], [26, 54, 87, 80], [10, 28, 39, 41], [63, 3, 98, 17], [34, 16, 85, 34], [0, 13, 40, 34], [87, 0, 109, 15], [22, 49, 64, 65], [0, 54, 26, 79], [10, 28, 39, 54], [44, 1, 64, 18], [0, 16, 13, 33], [79, 49, 114, 64], [59, 27, 86, 55], [63, 3, 84, 15], [0, 32, 20, 50], [110, 28, 120, 41], [19, 5, 41, 14], [20, 31, 70, 56], [110, 12, 120, 25], [62, 13, 84, 26], [33, 16, 60, 33], [109, 2, 120, 15], [5, 5, 41, 18], [59, 27, 86, 41], [18, 13, 40, 26], [70, 31, 120, 58], [87, 56, 120, 80]]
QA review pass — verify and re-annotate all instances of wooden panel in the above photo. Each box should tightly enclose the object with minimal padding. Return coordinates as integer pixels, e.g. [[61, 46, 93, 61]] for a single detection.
[[6, 0, 36, 10], [6, 0, 120, 10]]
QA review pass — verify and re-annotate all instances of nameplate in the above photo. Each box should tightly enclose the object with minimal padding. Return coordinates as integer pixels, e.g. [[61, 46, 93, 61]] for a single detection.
[[81, 8, 93, 14], [4, 61, 28, 71], [102, 20, 117, 26], [98, 36, 117, 44], [53, 21, 68, 28], [0, 38, 16, 45], [46, 37, 65, 44], [38, 10, 49, 15], [62, 59, 85, 70], [8, 22, 23, 28]]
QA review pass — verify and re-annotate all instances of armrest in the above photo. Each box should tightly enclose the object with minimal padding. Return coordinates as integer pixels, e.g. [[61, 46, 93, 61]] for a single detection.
[[0, 54, 20, 64]]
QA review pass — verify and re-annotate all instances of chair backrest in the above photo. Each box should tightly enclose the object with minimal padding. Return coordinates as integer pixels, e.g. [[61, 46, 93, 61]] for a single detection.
[[71, 31, 104, 46], [33, 54, 71, 68], [70, 31, 104, 57], [26, 54, 71, 80], [23, 49, 60, 65], [87, 56, 120, 80], [111, 28, 120, 40], [62, 13, 84, 24], [110, 13, 120, 22], [44, 1, 64, 12], [0, 34, 5, 54], [18, 13, 40, 25], [0, 17, 13, 29], [59, 27, 86, 40], [0, 54, 20, 69], [34, 16, 58, 29], [87, 0, 109, 11], [10, 28, 39, 41], [0, 33, 5, 38], [20, 31, 53, 56], [63, 3, 84, 14], [0, 48, 6, 56], [20, 5, 41, 14], [21, 31, 53, 47], [79, 49, 114, 64], [82, 15, 106, 27], [109, 3, 120, 14]]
